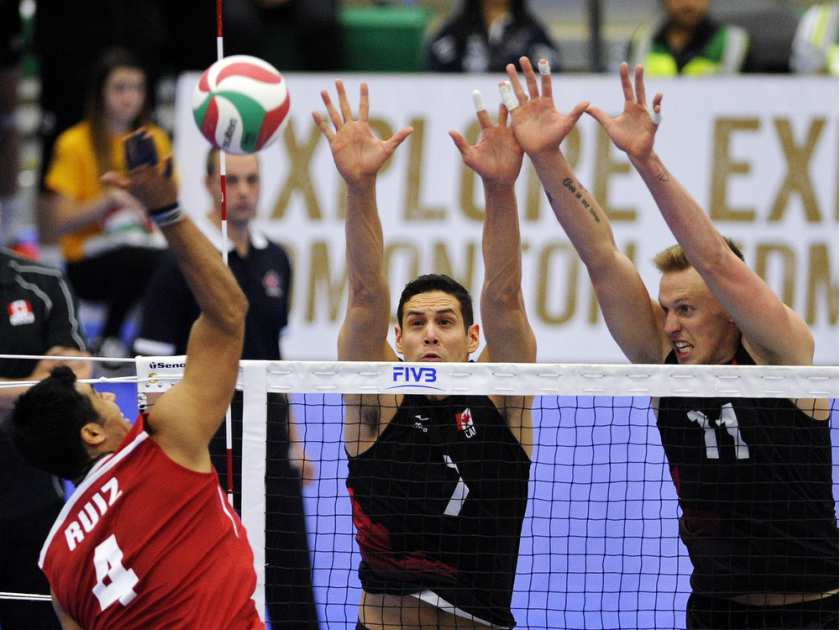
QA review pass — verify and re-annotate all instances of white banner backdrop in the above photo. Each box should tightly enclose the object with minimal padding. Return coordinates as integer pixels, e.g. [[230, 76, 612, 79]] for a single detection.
[[175, 74, 838, 364]]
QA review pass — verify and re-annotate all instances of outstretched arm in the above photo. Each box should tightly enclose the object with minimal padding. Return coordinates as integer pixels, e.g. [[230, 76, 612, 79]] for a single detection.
[[450, 96, 535, 454], [507, 57, 665, 364], [450, 94, 535, 364], [590, 64, 814, 366], [313, 82, 412, 362], [102, 148, 247, 471]]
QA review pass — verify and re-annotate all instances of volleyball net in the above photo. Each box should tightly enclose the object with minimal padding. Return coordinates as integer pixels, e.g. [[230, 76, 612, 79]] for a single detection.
[[133, 358, 839, 629]]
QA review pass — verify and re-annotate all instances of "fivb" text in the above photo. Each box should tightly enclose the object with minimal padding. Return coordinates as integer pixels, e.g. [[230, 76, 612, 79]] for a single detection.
[[392, 366, 438, 384]]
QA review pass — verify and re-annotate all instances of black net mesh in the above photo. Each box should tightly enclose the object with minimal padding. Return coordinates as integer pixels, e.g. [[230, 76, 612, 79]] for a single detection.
[[218, 387, 839, 629]]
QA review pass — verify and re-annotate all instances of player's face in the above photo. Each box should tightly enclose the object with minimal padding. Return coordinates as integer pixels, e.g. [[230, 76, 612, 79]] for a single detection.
[[104, 66, 145, 128], [663, 0, 709, 29], [206, 154, 260, 225], [658, 268, 740, 365], [395, 291, 479, 363], [77, 383, 132, 453]]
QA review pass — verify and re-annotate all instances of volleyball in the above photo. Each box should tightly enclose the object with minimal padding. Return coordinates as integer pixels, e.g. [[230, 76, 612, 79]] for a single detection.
[[192, 55, 290, 154]]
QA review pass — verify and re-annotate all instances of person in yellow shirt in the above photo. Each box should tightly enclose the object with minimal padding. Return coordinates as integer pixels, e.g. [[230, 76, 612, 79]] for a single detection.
[[44, 48, 171, 359]]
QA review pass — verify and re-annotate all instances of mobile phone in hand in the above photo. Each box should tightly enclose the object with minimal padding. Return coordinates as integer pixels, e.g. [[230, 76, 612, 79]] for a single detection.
[[124, 129, 159, 170]]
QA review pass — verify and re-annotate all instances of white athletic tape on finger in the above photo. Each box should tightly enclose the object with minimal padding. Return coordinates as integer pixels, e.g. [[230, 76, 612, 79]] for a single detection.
[[651, 111, 662, 126], [538, 59, 551, 76], [500, 81, 519, 111], [472, 90, 486, 113]]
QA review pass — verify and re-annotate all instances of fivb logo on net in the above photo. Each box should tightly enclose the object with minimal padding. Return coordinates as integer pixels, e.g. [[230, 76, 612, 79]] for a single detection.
[[389, 365, 441, 391]]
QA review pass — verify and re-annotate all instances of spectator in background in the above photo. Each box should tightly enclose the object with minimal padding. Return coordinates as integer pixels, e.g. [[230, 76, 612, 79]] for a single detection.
[[33, 0, 168, 245], [0, 246, 90, 629], [0, 0, 21, 245], [425, 0, 559, 73], [135, 149, 318, 629], [627, 0, 751, 76], [790, 2, 838, 75], [43, 47, 170, 361]]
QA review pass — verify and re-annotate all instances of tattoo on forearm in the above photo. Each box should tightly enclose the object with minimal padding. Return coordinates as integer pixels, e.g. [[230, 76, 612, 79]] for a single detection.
[[655, 168, 670, 182], [561, 177, 600, 223]]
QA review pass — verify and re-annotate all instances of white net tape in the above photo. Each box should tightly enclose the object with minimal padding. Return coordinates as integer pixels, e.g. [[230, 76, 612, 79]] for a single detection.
[[134, 357, 839, 399], [0, 356, 833, 398]]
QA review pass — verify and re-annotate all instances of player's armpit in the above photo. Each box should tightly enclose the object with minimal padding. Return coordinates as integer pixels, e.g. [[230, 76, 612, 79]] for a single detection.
[[51, 591, 83, 630], [343, 393, 398, 458], [495, 395, 534, 459], [146, 315, 242, 471], [148, 381, 218, 472], [794, 397, 832, 422]]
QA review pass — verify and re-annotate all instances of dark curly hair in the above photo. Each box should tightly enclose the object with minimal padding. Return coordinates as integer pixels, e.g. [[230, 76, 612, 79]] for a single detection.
[[396, 274, 474, 331], [11, 366, 99, 480]]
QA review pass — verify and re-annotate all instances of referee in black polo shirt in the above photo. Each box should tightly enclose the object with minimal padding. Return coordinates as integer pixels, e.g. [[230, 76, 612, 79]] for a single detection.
[[134, 150, 318, 629], [0, 248, 90, 628]]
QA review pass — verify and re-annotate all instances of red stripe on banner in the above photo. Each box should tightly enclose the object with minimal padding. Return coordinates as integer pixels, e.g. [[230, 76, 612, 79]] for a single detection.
[[256, 93, 290, 149], [202, 97, 220, 143], [217, 62, 281, 85]]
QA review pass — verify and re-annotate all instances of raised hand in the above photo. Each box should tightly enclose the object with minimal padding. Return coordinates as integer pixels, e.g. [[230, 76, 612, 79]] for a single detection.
[[101, 152, 177, 212], [313, 81, 412, 189], [449, 93, 523, 187], [504, 56, 588, 157], [586, 63, 663, 161]]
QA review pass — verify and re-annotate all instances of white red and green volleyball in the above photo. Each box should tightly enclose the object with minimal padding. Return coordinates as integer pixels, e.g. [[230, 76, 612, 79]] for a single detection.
[[192, 55, 290, 154]]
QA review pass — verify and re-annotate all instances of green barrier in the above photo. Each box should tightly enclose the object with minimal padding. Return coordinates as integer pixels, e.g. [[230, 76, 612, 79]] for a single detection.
[[340, 6, 429, 72]]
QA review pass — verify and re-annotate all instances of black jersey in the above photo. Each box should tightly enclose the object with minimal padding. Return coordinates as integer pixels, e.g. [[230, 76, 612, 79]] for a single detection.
[[135, 229, 291, 360], [657, 344, 838, 596], [0, 250, 86, 519], [346, 394, 531, 628]]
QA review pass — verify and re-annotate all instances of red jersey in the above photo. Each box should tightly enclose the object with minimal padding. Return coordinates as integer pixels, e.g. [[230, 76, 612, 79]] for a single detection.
[[39, 415, 264, 629]]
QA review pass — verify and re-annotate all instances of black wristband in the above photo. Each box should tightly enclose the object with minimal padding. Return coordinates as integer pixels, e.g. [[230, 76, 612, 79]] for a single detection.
[[148, 201, 179, 216]]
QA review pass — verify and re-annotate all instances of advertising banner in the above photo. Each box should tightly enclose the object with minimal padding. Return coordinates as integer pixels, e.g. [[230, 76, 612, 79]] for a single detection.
[[174, 74, 838, 364]]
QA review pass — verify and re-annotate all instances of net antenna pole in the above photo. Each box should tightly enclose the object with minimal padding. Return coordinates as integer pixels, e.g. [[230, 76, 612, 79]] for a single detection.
[[216, 0, 235, 508]]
